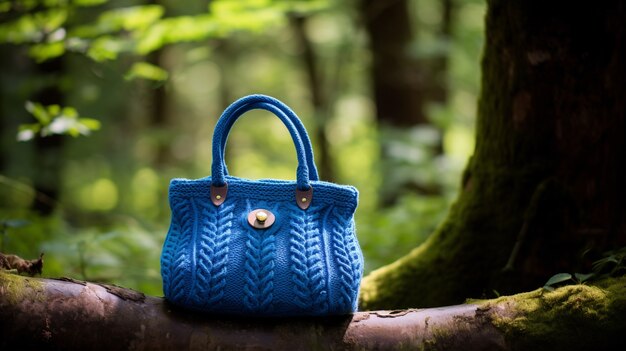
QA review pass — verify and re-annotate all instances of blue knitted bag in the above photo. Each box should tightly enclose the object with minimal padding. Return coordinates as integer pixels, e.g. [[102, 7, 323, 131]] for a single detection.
[[160, 94, 363, 316]]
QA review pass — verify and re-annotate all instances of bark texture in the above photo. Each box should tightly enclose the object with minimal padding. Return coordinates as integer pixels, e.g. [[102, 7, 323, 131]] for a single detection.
[[31, 56, 65, 216], [2, 272, 625, 350], [361, 0, 425, 127], [360, 0, 626, 309], [290, 14, 335, 182]]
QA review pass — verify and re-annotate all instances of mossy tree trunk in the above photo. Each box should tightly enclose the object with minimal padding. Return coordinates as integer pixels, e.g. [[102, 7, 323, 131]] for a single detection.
[[360, 0, 626, 309]]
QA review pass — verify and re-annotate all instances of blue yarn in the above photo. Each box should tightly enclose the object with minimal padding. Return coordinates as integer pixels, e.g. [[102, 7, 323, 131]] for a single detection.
[[160, 94, 363, 316], [243, 226, 275, 313], [186, 198, 234, 308], [219, 96, 319, 181], [162, 199, 193, 303], [331, 215, 362, 312], [288, 206, 329, 314], [212, 98, 312, 190]]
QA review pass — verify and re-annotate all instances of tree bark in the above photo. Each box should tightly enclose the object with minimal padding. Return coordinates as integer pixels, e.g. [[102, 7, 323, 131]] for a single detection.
[[147, 48, 171, 168], [290, 14, 335, 183], [427, 0, 453, 107], [146, 0, 173, 169], [360, 0, 626, 309], [2, 272, 625, 350], [361, 0, 425, 127], [31, 57, 65, 216], [361, 0, 449, 205]]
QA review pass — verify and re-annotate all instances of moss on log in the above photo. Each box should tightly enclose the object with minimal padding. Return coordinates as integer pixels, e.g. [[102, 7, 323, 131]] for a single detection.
[[1, 272, 625, 350], [485, 278, 626, 350]]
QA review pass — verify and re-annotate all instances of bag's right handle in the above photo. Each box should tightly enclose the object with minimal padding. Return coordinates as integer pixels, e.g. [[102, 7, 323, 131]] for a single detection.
[[218, 95, 319, 181]]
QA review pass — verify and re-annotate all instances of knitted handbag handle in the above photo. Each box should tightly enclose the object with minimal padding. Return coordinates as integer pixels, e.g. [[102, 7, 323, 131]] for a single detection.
[[211, 95, 314, 191], [219, 95, 319, 181]]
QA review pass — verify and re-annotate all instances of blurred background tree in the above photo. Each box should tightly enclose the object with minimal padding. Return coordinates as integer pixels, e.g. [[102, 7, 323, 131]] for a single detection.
[[0, 0, 484, 295]]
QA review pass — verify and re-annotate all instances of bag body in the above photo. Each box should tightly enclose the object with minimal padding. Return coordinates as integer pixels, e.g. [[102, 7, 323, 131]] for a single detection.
[[160, 94, 363, 316]]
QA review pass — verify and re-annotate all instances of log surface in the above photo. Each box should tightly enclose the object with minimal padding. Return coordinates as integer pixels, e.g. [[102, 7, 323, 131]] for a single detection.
[[0, 272, 508, 350]]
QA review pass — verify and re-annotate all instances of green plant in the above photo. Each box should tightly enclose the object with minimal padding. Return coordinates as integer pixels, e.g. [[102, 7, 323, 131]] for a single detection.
[[17, 102, 100, 141], [543, 246, 626, 291]]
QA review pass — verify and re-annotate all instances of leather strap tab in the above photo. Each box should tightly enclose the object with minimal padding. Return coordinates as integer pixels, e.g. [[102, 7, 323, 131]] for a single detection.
[[296, 187, 313, 210], [210, 184, 228, 206]]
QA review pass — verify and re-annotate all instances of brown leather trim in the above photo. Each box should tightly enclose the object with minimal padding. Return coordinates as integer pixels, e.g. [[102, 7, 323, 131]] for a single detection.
[[296, 187, 313, 210], [210, 184, 228, 206], [247, 209, 276, 229]]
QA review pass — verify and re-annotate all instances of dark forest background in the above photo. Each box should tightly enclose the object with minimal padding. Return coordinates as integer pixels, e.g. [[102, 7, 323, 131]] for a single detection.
[[0, 0, 484, 295]]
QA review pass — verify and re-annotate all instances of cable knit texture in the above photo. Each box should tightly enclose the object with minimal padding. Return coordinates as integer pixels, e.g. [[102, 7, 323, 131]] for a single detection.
[[160, 94, 363, 316], [288, 205, 329, 314]]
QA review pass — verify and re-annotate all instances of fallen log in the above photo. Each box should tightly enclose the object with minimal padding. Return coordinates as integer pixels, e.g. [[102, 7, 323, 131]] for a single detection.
[[1, 272, 625, 350]]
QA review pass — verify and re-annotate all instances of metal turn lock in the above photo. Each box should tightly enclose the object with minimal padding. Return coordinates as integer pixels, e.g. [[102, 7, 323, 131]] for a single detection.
[[248, 209, 275, 229]]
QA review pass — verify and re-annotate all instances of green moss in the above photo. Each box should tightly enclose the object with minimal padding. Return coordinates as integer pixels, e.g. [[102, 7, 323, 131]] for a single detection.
[[0, 271, 45, 304], [485, 277, 626, 350]]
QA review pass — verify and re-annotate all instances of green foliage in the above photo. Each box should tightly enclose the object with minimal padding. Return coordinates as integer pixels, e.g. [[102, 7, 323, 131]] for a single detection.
[[543, 273, 575, 291], [1, 0, 330, 140], [0, 7, 68, 43], [17, 101, 100, 141], [592, 246, 626, 277], [358, 194, 451, 271], [0, 209, 163, 295], [125, 61, 168, 82], [543, 246, 626, 291], [0, 0, 329, 62]]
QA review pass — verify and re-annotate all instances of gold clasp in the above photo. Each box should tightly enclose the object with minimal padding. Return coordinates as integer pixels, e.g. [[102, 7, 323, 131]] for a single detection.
[[248, 209, 275, 229]]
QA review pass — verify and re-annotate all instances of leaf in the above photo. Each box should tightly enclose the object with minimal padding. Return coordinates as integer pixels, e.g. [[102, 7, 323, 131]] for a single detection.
[[17, 129, 36, 142], [0, 8, 67, 44], [574, 272, 595, 283], [72, 4, 164, 40], [134, 14, 219, 55], [29, 41, 65, 62], [45, 117, 93, 137], [100, 5, 164, 32], [275, 0, 329, 13], [544, 273, 573, 288], [87, 35, 127, 61], [25, 101, 50, 124], [62, 106, 78, 118], [125, 62, 168, 81], [47, 104, 61, 116], [17, 123, 41, 141], [593, 256, 620, 271], [73, 0, 109, 6], [45, 116, 75, 135], [20, 102, 98, 140], [78, 118, 101, 131]]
